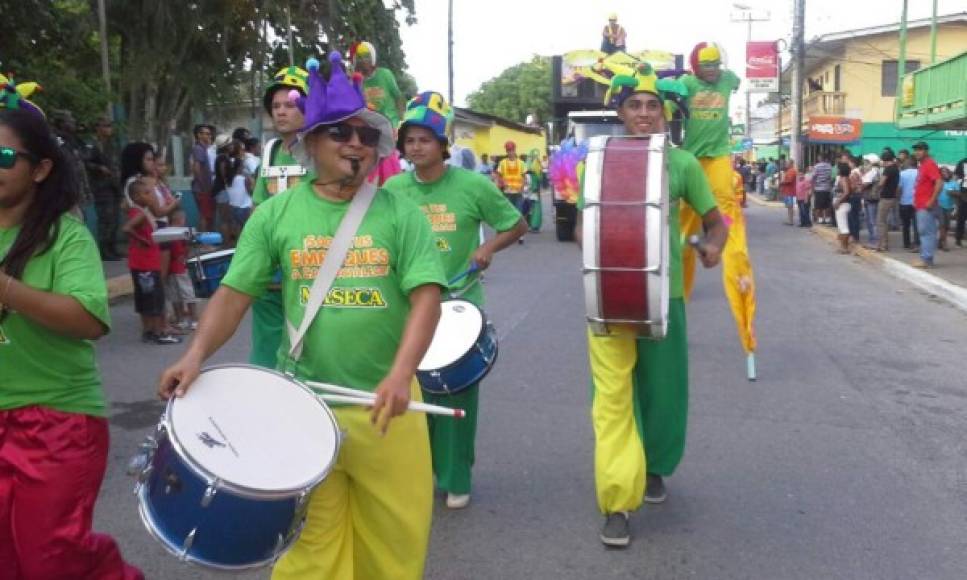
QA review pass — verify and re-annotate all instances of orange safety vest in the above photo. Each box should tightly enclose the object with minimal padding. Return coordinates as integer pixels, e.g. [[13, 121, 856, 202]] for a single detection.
[[499, 158, 525, 193]]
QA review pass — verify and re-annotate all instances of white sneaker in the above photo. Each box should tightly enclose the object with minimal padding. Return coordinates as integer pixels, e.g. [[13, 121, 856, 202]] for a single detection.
[[446, 493, 471, 509]]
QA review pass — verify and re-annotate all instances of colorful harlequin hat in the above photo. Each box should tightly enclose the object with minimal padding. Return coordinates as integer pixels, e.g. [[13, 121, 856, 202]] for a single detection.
[[0, 73, 44, 117], [263, 65, 309, 113], [291, 52, 394, 157], [604, 63, 690, 121], [399, 91, 453, 143], [350, 41, 377, 66], [690, 42, 727, 73]]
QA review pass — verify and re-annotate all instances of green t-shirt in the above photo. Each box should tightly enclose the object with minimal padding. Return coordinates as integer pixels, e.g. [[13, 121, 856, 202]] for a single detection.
[[0, 215, 111, 416], [681, 70, 740, 158], [252, 140, 315, 206], [222, 180, 447, 391], [383, 167, 522, 306], [363, 68, 403, 128], [579, 147, 716, 298]]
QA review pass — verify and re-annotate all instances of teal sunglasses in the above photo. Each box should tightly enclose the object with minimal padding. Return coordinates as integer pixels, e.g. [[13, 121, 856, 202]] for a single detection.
[[0, 146, 37, 169]]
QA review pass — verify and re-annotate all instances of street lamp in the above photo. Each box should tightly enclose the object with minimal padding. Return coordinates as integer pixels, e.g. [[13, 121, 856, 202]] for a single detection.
[[730, 3, 770, 140]]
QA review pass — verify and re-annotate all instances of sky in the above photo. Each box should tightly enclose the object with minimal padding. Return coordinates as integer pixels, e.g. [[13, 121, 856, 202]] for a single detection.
[[398, 0, 965, 120]]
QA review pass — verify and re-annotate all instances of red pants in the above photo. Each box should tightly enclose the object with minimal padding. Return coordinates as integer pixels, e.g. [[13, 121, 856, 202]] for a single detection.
[[0, 406, 143, 580], [194, 190, 215, 225]]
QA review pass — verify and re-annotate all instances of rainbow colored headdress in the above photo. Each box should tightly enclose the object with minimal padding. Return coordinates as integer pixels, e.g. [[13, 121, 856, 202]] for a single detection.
[[690, 42, 727, 73], [400, 91, 453, 142], [291, 52, 394, 157], [350, 41, 377, 66], [0, 73, 44, 117], [604, 63, 689, 120]]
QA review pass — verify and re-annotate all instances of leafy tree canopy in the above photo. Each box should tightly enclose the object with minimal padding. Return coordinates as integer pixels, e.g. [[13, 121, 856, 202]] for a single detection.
[[467, 56, 551, 125]]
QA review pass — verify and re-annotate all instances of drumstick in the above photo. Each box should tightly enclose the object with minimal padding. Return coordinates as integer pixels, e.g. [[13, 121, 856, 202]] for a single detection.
[[305, 381, 465, 418], [688, 234, 708, 258], [448, 262, 480, 286]]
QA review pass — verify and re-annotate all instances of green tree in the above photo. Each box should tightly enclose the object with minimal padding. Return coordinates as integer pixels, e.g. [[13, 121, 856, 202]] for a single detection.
[[467, 56, 551, 124]]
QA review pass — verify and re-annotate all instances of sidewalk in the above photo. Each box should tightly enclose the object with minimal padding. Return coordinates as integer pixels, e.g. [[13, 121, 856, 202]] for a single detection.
[[748, 193, 967, 313], [102, 257, 132, 301]]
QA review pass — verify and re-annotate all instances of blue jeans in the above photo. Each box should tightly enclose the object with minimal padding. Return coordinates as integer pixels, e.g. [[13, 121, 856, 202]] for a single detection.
[[916, 207, 939, 263], [797, 199, 812, 226], [847, 196, 862, 241], [864, 199, 879, 243]]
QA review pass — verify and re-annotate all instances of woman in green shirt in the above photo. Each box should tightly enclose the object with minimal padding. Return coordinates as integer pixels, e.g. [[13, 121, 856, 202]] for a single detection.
[[0, 108, 142, 577]]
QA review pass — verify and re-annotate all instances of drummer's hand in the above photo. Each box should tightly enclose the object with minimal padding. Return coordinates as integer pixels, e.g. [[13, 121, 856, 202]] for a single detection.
[[699, 243, 722, 268], [158, 352, 203, 400], [371, 372, 412, 435], [471, 247, 494, 271]]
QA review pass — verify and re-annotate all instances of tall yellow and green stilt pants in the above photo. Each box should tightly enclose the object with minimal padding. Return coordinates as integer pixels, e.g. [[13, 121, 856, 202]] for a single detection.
[[588, 299, 688, 515], [272, 380, 433, 580]]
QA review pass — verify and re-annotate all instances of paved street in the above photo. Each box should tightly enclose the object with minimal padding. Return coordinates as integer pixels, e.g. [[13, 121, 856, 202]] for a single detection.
[[93, 202, 967, 579]]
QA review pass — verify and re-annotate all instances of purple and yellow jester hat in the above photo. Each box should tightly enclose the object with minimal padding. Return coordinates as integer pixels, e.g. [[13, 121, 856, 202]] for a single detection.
[[604, 63, 689, 121], [0, 73, 44, 118], [290, 52, 395, 157]]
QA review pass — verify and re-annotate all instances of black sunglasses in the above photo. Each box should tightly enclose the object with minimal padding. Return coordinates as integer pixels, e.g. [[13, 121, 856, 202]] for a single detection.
[[0, 146, 38, 169], [323, 123, 381, 148]]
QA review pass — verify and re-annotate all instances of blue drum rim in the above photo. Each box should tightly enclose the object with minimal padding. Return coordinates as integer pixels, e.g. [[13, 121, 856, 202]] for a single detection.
[[419, 320, 499, 395], [136, 483, 301, 571], [164, 363, 341, 500]]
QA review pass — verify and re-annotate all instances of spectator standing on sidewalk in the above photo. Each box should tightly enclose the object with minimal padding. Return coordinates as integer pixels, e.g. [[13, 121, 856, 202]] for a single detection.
[[85, 117, 121, 260], [899, 157, 919, 250], [833, 162, 853, 254], [795, 166, 812, 227], [860, 154, 881, 245], [955, 157, 966, 247], [911, 141, 942, 269], [937, 166, 957, 252], [780, 159, 797, 226], [845, 154, 863, 243], [189, 124, 215, 230], [874, 150, 900, 252], [811, 154, 834, 225]]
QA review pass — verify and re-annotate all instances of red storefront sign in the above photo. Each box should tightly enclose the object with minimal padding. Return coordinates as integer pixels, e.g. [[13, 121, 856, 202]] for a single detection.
[[807, 116, 863, 143], [746, 41, 778, 92]]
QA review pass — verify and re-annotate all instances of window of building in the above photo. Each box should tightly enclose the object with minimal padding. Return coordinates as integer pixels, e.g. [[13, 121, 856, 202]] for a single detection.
[[881, 60, 921, 97], [834, 65, 841, 92]]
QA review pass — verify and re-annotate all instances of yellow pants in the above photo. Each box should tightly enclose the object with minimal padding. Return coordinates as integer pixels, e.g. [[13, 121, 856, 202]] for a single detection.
[[681, 155, 758, 354], [272, 381, 432, 580], [589, 325, 646, 515]]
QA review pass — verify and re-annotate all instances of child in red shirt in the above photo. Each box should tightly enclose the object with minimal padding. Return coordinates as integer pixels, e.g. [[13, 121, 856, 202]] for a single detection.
[[165, 210, 199, 330], [122, 178, 181, 344]]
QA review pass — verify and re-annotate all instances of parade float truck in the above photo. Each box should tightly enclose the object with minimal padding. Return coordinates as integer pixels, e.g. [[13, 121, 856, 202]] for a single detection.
[[549, 49, 684, 241]]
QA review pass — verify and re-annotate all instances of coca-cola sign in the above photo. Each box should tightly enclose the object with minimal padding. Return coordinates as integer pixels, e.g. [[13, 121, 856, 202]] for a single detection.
[[746, 41, 778, 92]]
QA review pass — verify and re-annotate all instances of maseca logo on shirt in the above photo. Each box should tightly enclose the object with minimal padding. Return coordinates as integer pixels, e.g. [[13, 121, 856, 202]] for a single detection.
[[290, 233, 392, 309], [419, 203, 456, 253], [690, 90, 727, 121]]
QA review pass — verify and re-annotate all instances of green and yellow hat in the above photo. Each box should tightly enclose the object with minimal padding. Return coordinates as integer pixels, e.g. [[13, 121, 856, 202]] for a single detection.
[[604, 63, 689, 121], [263, 65, 309, 113]]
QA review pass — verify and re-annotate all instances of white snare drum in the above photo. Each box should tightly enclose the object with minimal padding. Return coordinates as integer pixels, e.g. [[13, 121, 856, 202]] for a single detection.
[[134, 365, 340, 570]]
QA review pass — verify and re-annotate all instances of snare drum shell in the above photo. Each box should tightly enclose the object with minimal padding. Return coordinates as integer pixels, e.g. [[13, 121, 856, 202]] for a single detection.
[[417, 322, 498, 395], [138, 427, 306, 570], [187, 249, 235, 298]]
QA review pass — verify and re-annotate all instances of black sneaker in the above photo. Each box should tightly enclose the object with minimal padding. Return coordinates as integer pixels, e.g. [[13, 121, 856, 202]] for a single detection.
[[600, 512, 630, 548], [645, 474, 666, 504], [152, 333, 182, 345]]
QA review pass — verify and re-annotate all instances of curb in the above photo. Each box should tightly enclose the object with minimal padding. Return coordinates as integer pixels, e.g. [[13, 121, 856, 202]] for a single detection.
[[808, 225, 967, 314], [107, 274, 132, 302], [747, 194, 784, 209]]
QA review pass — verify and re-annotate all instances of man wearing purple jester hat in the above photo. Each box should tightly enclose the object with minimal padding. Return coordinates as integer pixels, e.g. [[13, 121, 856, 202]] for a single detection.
[[158, 53, 447, 579]]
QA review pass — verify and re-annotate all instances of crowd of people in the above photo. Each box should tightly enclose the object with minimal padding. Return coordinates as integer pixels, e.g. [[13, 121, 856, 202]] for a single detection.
[[750, 145, 966, 269]]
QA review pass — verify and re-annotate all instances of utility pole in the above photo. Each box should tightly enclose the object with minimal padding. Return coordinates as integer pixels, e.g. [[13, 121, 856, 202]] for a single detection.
[[286, 4, 295, 67], [448, 0, 454, 106], [731, 4, 770, 140], [790, 0, 805, 170], [930, 0, 939, 64], [895, 0, 909, 123], [96, 0, 112, 119]]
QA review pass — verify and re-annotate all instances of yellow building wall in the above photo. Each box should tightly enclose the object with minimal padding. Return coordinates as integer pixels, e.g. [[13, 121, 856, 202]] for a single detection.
[[804, 23, 967, 122]]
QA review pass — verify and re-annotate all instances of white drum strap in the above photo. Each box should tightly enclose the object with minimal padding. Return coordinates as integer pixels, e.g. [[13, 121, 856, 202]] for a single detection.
[[285, 179, 377, 362], [260, 138, 307, 196]]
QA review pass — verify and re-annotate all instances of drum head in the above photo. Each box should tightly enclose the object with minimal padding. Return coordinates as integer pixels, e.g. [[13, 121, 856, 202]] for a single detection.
[[188, 248, 235, 264], [418, 300, 484, 371], [168, 365, 338, 493]]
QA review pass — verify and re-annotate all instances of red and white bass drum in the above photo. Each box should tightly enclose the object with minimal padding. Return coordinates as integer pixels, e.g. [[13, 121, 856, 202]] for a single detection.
[[582, 134, 670, 339]]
